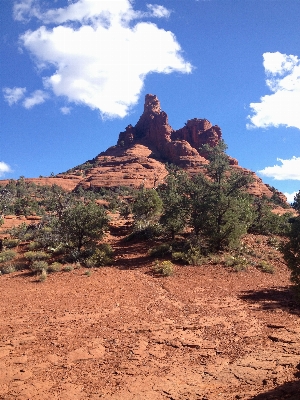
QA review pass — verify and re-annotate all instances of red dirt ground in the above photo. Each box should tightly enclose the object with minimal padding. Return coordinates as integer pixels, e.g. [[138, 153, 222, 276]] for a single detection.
[[0, 216, 300, 399]]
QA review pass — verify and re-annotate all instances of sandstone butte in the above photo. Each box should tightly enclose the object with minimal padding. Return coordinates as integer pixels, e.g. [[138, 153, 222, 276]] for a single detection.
[[0, 94, 287, 204]]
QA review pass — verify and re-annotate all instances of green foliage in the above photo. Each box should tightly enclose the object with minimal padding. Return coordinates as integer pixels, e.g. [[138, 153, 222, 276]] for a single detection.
[[0, 263, 16, 275], [8, 223, 28, 240], [27, 241, 43, 251], [184, 247, 205, 265], [24, 251, 50, 262], [30, 260, 49, 272], [158, 170, 190, 239], [149, 243, 172, 258], [132, 187, 162, 223], [0, 178, 44, 216], [282, 216, 300, 292], [257, 260, 274, 274], [186, 140, 254, 251], [152, 260, 174, 276], [224, 255, 248, 271], [63, 264, 74, 272], [38, 268, 48, 282], [125, 222, 163, 241], [249, 198, 292, 235], [56, 201, 109, 252], [0, 250, 16, 263], [3, 238, 19, 248], [171, 251, 187, 263], [172, 245, 205, 265], [84, 244, 114, 267], [48, 262, 62, 272]]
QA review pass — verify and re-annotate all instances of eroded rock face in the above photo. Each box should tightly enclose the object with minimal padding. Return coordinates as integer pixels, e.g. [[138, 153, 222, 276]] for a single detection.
[[0, 94, 287, 203], [117, 94, 219, 167]]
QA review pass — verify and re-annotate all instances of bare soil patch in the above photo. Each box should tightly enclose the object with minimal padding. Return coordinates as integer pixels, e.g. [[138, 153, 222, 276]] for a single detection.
[[0, 220, 299, 399]]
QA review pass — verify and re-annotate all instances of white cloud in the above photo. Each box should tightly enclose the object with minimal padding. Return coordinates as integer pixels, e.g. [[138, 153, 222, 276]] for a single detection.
[[284, 191, 298, 204], [258, 156, 300, 180], [146, 4, 171, 18], [60, 106, 71, 115], [0, 162, 12, 177], [247, 52, 300, 130], [22, 90, 48, 109], [13, 0, 41, 21], [3, 87, 26, 105], [13, 0, 192, 118]]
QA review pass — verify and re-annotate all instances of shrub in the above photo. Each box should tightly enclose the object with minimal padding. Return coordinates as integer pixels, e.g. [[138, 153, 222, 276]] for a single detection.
[[24, 251, 50, 262], [257, 261, 274, 274], [185, 247, 205, 266], [27, 241, 43, 251], [3, 238, 19, 248], [84, 244, 113, 268], [172, 246, 205, 266], [14, 262, 28, 271], [8, 223, 28, 240], [282, 216, 300, 293], [208, 254, 222, 265], [224, 255, 236, 267], [224, 255, 248, 271], [48, 262, 62, 273], [50, 244, 65, 256], [0, 263, 16, 274], [63, 264, 74, 272], [152, 260, 174, 276], [172, 251, 187, 263], [0, 250, 16, 263], [38, 268, 47, 282], [31, 260, 48, 272], [149, 243, 172, 258]]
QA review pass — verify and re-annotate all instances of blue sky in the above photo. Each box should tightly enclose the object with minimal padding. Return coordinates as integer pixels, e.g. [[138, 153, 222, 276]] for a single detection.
[[1, 0, 300, 202]]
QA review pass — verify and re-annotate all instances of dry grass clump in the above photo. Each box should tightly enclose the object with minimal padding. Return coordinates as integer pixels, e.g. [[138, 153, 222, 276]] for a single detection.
[[152, 260, 174, 277]]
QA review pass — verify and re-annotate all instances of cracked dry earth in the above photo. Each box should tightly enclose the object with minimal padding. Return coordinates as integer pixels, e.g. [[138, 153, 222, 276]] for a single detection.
[[0, 225, 300, 399]]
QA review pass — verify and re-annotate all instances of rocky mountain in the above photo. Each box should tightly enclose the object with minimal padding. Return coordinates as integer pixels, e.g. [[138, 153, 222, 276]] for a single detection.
[[57, 94, 286, 203], [0, 94, 287, 203]]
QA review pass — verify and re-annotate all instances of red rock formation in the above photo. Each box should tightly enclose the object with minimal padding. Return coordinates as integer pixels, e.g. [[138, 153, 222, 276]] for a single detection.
[[0, 94, 288, 204]]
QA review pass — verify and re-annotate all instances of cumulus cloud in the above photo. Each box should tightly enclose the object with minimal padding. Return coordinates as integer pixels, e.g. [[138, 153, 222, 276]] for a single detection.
[[3, 87, 26, 105], [23, 90, 48, 109], [258, 156, 300, 180], [60, 106, 71, 115], [0, 162, 12, 177], [12, 0, 192, 118], [284, 191, 298, 204], [247, 52, 300, 130]]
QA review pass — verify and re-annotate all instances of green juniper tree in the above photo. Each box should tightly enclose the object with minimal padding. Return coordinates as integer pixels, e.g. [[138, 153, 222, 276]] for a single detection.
[[158, 169, 190, 239], [282, 190, 300, 294], [132, 187, 162, 228], [188, 140, 254, 251], [52, 200, 109, 253]]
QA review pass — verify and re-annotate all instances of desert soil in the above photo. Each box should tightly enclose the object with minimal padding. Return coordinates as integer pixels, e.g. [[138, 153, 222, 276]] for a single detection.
[[0, 215, 300, 400]]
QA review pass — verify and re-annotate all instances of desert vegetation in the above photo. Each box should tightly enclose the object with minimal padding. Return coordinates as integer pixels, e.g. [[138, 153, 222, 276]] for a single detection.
[[0, 141, 298, 291]]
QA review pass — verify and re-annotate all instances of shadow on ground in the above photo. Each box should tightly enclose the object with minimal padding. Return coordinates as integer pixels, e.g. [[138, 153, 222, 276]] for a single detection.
[[239, 286, 300, 315], [250, 375, 300, 399]]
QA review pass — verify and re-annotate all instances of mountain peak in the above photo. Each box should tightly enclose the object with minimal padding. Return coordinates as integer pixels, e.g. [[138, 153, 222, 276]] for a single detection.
[[143, 94, 161, 114]]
